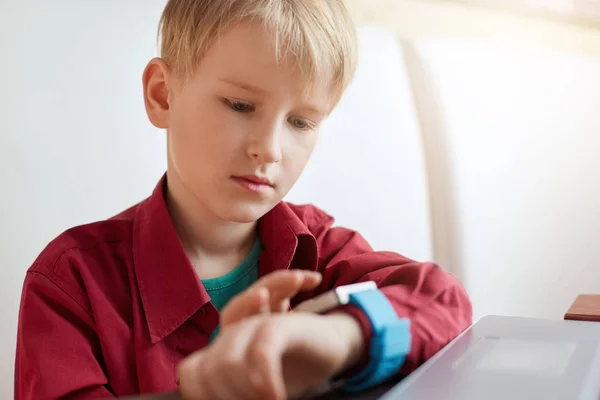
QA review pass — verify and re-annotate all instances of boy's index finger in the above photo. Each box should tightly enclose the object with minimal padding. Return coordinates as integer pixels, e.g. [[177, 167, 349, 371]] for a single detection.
[[221, 271, 323, 328], [268, 273, 322, 302], [221, 287, 268, 327], [254, 270, 322, 296]]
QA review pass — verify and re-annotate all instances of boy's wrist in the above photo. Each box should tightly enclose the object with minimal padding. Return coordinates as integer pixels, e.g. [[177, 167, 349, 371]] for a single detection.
[[326, 305, 372, 374]]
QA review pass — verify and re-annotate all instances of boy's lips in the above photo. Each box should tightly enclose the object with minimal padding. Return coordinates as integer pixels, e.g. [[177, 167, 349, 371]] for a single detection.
[[231, 175, 275, 193]]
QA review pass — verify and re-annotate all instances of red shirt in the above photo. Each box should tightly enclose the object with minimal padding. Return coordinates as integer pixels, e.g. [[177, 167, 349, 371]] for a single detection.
[[15, 176, 472, 399]]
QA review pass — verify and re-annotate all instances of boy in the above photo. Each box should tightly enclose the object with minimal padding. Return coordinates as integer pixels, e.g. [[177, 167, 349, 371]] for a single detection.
[[15, 0, 472, 399]]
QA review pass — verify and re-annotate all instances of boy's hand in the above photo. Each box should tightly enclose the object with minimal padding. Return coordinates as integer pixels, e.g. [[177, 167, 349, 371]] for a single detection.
[[178, 311, 364, 400], [221, 270, 322, 327]]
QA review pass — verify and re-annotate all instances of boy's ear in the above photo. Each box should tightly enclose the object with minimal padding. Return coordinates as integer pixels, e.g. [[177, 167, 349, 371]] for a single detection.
[[142, 58, 173, 129]]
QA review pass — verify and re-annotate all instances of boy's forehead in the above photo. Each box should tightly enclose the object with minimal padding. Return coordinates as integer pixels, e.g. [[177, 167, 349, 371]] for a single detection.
[[212, 23, 278, 62], [198, 22, 337, 111], [203, 22, 302, 80]]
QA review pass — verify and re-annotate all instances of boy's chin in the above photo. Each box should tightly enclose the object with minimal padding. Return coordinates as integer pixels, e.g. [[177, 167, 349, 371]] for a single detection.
[[219, 201, 277, 224]]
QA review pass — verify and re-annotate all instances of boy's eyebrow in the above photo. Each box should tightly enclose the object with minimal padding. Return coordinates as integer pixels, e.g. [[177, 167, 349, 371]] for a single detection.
[[218, 78, 268, 94], [299, 103, 328, 118]]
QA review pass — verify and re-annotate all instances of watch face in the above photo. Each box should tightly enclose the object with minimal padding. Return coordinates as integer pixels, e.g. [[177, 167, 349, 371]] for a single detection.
[[292, 281, 378, 313], [334, 281, 377, 304]]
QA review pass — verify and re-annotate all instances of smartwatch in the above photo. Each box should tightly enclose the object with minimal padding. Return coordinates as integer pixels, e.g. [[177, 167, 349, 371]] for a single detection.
[[294, 281, 411, 392]]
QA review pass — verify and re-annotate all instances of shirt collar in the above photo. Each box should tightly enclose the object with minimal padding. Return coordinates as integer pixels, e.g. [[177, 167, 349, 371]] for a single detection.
[[132, 174, 318, 343]]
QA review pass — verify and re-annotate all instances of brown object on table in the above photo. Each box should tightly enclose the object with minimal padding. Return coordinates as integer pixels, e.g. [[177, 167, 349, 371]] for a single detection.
[[564, 294, 600, 322]]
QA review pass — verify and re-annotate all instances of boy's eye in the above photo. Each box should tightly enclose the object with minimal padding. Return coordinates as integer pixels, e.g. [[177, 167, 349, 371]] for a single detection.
[[289, 117, 313, 131], [226, 99, 255, 113]]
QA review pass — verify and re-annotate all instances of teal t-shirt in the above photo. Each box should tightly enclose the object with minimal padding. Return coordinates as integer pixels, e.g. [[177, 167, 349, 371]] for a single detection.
[[201, 237, 262, 340]]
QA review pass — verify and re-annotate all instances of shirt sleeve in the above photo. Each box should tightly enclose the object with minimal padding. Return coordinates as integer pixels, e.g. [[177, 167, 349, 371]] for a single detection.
[[15, 270, 115, 400], [310, 214, 473, 376]]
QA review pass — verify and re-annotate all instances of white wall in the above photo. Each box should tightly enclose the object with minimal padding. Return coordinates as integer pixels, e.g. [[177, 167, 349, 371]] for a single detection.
[[0, 1, 431, 397], [405, 38, 600, 320], [1, 0, 169, 395]]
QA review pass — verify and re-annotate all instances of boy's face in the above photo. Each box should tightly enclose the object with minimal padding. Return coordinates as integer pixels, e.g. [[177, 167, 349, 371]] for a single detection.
[[144, 22, 335, 224]]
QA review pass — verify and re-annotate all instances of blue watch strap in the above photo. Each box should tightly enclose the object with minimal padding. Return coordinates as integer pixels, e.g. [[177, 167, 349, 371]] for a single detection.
[[343, 289, 411, 392]]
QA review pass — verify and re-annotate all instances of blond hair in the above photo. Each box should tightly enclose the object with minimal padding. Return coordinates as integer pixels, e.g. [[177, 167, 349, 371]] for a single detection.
[[159, 0, 358, 105]]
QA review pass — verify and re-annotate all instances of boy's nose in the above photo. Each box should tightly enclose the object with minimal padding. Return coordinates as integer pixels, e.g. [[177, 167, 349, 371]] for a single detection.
[[247, 124, 283, 164]]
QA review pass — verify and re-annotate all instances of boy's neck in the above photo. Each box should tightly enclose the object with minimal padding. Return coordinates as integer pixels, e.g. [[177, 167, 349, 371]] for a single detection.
[[164, 171, 258, 279]]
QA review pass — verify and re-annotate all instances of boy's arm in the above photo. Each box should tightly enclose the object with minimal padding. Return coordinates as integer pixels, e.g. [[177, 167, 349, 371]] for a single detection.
[[15, 271, 114, 400], [309, 213, 473, 375]]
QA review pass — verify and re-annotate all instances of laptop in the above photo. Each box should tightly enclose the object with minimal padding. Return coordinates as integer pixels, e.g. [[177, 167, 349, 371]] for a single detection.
[[126, 315, 600, 400], [377, 315, 600, 400]]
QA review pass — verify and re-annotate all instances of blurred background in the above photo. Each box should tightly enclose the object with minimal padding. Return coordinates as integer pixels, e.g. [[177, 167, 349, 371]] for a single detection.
[[2, 0, 600, 397]]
